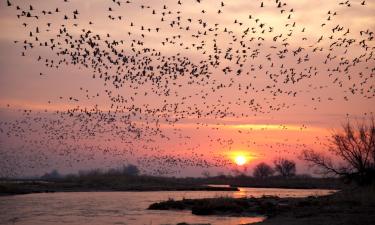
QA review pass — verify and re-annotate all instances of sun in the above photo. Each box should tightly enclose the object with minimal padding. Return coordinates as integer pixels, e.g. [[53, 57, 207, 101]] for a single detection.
[[228, 150, 256, 166], [234, 155, 247, 166], [226, 150, 257, 166]]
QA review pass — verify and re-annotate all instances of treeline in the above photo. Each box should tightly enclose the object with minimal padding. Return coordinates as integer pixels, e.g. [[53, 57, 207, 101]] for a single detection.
[[38, 162, 342, 190], [40, 164, 140, 180], [252, 158, 297, 178]]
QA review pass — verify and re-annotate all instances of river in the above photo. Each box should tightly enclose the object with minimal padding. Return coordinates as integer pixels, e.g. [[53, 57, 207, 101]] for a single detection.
[[0, 188, 336, 225]]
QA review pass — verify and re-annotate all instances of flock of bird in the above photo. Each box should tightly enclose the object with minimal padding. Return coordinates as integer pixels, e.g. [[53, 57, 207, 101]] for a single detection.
[[0, 0, 374, 177]]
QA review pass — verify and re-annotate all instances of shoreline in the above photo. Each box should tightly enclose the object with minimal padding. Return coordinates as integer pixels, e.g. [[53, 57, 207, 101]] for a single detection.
[[148, 187, 375, 225], [0, 182, 239, 196], [3, 181, 373, 225], [0, 176, 341, 196]]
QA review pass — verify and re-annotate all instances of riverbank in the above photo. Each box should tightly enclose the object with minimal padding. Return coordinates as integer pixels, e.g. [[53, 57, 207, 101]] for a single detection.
[[149, 186, 375, 225], [149, 196, 289, 217], [0, 174, 343, 196], [0, 181, 238, 196]]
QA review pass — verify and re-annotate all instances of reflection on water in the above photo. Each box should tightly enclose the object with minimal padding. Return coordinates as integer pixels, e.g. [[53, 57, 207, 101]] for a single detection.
[[0, 188, 335, 225], [233, 187, 336, 198]]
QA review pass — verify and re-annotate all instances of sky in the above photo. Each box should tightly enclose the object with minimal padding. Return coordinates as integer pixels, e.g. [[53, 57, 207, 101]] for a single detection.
[[0, 0, 374, 177]]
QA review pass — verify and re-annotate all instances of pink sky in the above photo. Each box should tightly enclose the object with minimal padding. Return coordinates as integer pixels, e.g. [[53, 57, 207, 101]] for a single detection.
[[0, 0, 374, 177]]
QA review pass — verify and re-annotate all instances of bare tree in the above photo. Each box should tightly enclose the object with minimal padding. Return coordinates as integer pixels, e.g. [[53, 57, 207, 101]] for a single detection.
[[274, 158, 296, 177], [302, 117, 375, 185], [253, 162, 274, 178]]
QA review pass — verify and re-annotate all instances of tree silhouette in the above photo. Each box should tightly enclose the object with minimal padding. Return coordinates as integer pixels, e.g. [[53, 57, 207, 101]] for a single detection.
[[303, 117, 375, 185], [273, 158, 296, 177], [253, 162, 274, 178], [41, 169, 61, 180], [122, 164, 140, 176]]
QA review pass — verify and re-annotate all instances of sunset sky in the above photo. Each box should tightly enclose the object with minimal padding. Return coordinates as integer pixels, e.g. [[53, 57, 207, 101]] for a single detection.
[[0, 0, 374, 177]]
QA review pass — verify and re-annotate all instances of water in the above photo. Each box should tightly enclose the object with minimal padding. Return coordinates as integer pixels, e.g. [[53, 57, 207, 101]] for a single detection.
[[0, 188, 335, 225]]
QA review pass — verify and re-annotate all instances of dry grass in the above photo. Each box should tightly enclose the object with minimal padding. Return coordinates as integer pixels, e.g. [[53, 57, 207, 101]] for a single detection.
[[149, 186, 375, 225]]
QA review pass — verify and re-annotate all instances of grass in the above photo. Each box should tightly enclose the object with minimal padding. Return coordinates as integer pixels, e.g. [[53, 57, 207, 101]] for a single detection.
[[148, 196, 289, 216], [149, 186, 375, 225], [255, 186, 375, 225]]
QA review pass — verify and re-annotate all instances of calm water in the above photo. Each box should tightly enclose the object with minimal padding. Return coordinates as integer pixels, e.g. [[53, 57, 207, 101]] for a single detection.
[[0, 188, 335, 225]]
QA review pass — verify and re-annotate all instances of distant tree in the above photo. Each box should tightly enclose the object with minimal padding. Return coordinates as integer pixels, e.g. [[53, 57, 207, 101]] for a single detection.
[[122, 164, 140, 176], [273, 158, 296, 177], [86, 168, 102, 176], [302, 118, 375, 185], [107, 168, 121, 176], [216, 172, 226, 178], [202, 170, 211, 178], [78, 168, 102, 178], [64, 173, 77, 180], [41, 169, 61, 180], [296, 174, 313, 179], [231, 168, 244, 177], [253, 162, 274, 178]]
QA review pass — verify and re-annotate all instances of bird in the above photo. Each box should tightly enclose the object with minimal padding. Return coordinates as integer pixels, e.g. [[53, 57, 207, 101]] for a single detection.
[[0, 0, 374, 177]]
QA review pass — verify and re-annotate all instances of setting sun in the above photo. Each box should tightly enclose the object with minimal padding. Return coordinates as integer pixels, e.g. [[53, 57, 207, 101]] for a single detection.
[[0, 0, 373, 224], [229, 151, 255, 166], [234, 155, 247, 166]]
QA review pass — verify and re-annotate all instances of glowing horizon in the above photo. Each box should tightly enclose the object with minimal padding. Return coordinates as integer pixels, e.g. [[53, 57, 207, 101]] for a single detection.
[[0, 0, 374, 177]]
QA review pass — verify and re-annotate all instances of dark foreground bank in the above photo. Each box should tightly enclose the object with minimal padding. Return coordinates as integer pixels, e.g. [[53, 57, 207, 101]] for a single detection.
[[149, 187, 375, 225]]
